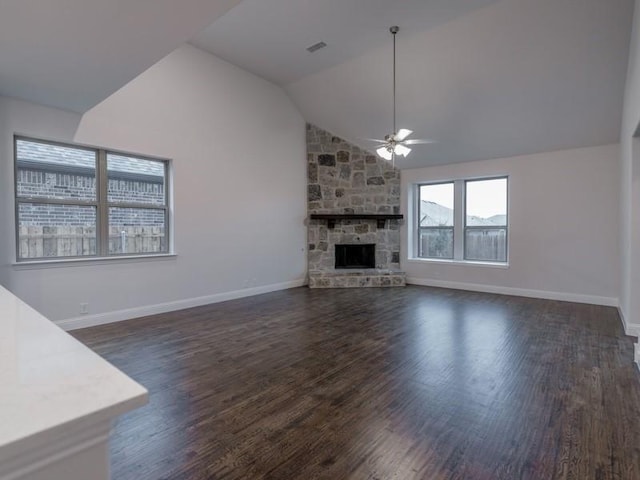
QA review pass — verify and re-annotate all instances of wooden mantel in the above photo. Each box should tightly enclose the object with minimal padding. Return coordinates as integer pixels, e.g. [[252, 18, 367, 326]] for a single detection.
[[310, 214, 404, 229]]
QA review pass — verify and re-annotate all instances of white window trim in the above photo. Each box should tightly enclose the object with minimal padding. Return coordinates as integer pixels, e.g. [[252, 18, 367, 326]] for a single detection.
[[412, 176, 509, 266], [11, 253, 177, 270], [14, 135, 174, 262], [406, 257, 510, 269]]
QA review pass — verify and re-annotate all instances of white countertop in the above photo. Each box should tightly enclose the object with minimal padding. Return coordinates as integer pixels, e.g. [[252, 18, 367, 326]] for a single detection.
[[0, 285, 148, 463]]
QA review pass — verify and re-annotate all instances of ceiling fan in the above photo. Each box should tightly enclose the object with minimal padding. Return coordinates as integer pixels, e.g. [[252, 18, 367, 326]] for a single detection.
[[372, 26, 435, 163]]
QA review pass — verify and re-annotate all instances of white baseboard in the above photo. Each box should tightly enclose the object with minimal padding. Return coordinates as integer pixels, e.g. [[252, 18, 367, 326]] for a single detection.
[[57, 279, 307, 331], [618, 306, 640, 337], [406, 277, 618, 308]]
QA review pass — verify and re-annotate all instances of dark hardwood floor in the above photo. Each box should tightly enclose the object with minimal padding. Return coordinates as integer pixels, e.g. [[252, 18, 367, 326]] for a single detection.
[[72, 286, 640, 480]]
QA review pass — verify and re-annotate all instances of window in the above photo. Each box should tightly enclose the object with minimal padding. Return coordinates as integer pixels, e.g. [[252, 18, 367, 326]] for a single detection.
[[15, 137, 170, 261], [418, 182, 454, 259], [465, 178, 507, 262], [416, 176, 508, 263]]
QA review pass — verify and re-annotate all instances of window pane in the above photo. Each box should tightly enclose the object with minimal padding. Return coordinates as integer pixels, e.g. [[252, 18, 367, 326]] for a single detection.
[[466, 178, 507, 226], [465, 228, 507, 262], [16, 139, 96, 201], [107, 153, 166, 205], [18, 203, 97, 259], [420, 183, 454, 226], [419, 228, 454, 259], [109, 207, 167, 254]]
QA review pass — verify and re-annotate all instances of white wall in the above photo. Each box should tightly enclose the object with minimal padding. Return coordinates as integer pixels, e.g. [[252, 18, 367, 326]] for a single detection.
[[620, 0, 640, 335], [0, 100, 8, 287], [0, 97, 84, 289], [0, 45, 307, 326], [401, 144, 620, 305]]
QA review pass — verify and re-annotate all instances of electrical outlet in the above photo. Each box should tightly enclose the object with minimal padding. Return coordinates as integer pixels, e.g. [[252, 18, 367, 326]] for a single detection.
[[80, 303, 89, 315]]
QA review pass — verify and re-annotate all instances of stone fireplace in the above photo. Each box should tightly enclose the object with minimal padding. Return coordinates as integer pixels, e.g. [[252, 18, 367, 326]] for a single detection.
[[306, 124, 406, 288]]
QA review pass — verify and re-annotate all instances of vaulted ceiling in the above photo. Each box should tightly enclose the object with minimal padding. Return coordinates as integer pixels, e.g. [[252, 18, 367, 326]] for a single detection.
[[0, 0, 634, 168], [195, 0, 634, 167], [191, 0, 501, 85], [0, 0, 241, 112]]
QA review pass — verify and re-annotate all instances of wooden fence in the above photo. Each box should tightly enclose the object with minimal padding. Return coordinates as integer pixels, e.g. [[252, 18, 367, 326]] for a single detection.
[[419, 228, 506, 261], [465, 230, 507, 261], [18, 226, 165, 258]]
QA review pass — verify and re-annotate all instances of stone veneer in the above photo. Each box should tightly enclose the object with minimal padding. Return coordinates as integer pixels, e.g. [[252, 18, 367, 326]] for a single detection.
[[307, 124, 405, 287], [308, 270, 407, 288]]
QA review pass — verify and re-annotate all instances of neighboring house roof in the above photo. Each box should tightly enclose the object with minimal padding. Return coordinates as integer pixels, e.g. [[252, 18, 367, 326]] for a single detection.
[[16, 139, 165, 179], [420, 200, 506, 227], [420, 201, 453, 227]]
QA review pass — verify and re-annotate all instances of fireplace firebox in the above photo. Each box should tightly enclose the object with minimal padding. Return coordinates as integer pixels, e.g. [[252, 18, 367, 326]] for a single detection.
[[335, 244, 375, 269]]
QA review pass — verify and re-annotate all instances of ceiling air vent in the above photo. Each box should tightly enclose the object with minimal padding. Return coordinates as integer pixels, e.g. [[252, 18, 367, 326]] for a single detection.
[[306, 42, 327, 53]]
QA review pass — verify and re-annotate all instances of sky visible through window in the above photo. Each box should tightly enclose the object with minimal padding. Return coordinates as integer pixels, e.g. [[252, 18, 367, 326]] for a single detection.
[[420, 183, 454, 209], [421, 178, 506, 220], [466, 178, 507, 219]]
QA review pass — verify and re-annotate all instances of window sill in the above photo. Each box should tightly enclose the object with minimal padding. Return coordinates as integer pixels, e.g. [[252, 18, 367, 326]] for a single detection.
[[406, 257, 509, 269], [12, 253, 177, 270]]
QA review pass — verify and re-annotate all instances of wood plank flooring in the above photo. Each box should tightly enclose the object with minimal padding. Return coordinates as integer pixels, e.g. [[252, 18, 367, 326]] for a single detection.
[[72, 286, 640, 480]]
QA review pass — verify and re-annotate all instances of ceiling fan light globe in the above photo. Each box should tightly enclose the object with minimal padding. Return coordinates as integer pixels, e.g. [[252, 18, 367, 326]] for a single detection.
[[394, 144, 412, 157], [377, 146, 393, 161]]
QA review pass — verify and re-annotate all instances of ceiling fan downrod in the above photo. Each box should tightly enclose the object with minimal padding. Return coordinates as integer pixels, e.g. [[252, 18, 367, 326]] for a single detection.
[[391, 25, 398, 138]]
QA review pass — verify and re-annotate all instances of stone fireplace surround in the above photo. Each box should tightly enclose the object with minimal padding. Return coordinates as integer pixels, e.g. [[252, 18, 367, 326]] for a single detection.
[[306, 124, 406, 288]]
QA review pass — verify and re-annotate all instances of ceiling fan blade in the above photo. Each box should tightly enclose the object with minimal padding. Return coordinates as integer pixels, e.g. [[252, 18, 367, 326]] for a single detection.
[[396, 129, 413, 141], [364, 138, 388, 143], [404, 139, 437, 145]]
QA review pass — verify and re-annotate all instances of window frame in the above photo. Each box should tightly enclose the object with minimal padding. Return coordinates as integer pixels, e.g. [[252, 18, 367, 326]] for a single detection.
[[414, 175, 509, 265], [14, 135, 172, 262], [463, 177, 509, 263], [416, 181, 455, 260]]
